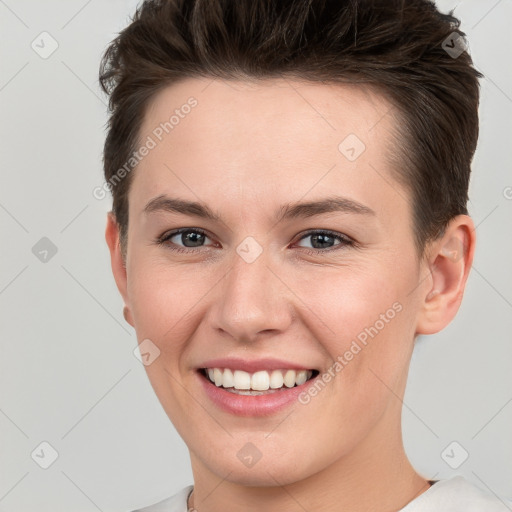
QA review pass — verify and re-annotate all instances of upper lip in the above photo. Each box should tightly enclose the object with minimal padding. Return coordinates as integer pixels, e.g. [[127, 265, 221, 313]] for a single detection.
[[198, 357, 315, 373]]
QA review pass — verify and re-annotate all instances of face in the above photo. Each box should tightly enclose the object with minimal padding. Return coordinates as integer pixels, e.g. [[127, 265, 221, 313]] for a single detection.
[[116, 78, 431, 486]]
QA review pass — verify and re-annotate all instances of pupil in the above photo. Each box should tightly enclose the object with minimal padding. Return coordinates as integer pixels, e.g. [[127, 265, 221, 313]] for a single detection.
[[312, 233, 333, 249], [183, 231, 204, 247]]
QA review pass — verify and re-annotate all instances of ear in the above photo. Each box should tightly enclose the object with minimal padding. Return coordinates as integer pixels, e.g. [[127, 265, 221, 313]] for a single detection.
[[415, 215, 476, 335], [105, 212, 134, 327]]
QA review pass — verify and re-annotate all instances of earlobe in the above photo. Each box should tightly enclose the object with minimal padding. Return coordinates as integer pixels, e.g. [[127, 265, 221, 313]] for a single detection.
[[415, 215, 476, 335], [105, 212, 133, 326], [123, 305, 134, 326]]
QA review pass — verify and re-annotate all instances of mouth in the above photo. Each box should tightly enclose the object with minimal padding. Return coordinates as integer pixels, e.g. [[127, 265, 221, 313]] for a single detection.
[[199, 367, 320, 396]]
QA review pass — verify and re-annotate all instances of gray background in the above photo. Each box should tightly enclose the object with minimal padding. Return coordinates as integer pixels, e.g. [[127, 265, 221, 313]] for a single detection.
[[0, 0, 511, 510]]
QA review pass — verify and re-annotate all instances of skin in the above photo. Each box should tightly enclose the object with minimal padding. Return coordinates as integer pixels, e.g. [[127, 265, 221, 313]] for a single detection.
[[106, 77, 476, 512]]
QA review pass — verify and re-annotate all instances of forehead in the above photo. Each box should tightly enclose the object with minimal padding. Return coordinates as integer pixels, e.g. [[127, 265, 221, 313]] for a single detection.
[[131, 77, 406, 225], [140, 76, 393, 160]]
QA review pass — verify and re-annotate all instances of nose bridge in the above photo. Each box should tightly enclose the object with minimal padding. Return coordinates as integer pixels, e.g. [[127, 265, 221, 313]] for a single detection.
[[211, 239, 293, 341]]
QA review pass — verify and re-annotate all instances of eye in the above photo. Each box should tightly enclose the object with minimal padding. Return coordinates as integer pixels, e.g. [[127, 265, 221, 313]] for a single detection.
[[156, 228, 214, 253], [295, 229, 354, 254], [156, 227, 355, 255]]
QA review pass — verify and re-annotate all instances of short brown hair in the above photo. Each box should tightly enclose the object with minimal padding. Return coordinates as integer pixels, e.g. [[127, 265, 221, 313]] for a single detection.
[[99, 0, 482, 257]]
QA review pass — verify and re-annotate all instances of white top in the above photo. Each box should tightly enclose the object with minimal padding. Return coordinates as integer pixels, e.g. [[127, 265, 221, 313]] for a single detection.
[[131, 476, 512, 511]]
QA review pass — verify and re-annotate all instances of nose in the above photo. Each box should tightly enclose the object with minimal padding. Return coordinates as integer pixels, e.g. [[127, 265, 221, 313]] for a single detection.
[[208, 245, 294, 343]]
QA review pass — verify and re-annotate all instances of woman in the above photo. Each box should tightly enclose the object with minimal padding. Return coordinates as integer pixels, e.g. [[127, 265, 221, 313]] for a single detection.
[[99, 1, 511, 510]]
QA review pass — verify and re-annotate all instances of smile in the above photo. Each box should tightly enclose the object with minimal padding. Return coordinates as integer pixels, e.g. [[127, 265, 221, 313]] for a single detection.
[[202, 368, 317, 394], [197, 363, 320, 416]]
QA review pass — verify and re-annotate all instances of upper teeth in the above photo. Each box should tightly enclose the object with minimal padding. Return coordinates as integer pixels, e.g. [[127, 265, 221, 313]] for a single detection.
[[206, 368, 313, 391]]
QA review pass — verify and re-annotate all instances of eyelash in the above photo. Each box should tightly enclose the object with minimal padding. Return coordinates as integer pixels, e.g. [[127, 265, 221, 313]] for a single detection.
[[155, 228, 355, 256]]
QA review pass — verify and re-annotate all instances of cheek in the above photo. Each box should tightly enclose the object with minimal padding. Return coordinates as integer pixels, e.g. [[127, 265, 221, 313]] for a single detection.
[[297, 263, 410, 341], [126, 257, 210, 342], [295, 263, 417, 397]]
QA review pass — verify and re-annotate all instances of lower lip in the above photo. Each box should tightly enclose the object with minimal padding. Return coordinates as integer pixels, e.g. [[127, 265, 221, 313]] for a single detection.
[[197, 370, 317, 417]]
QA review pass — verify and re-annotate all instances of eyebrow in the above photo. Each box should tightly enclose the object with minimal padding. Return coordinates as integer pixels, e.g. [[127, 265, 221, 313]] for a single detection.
[[143, 194, 375, 222]]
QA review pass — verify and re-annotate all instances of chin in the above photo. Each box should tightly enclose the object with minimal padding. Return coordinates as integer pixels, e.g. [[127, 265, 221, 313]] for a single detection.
[[215, 459, 312, 487], [194, 441, 327, 487]]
